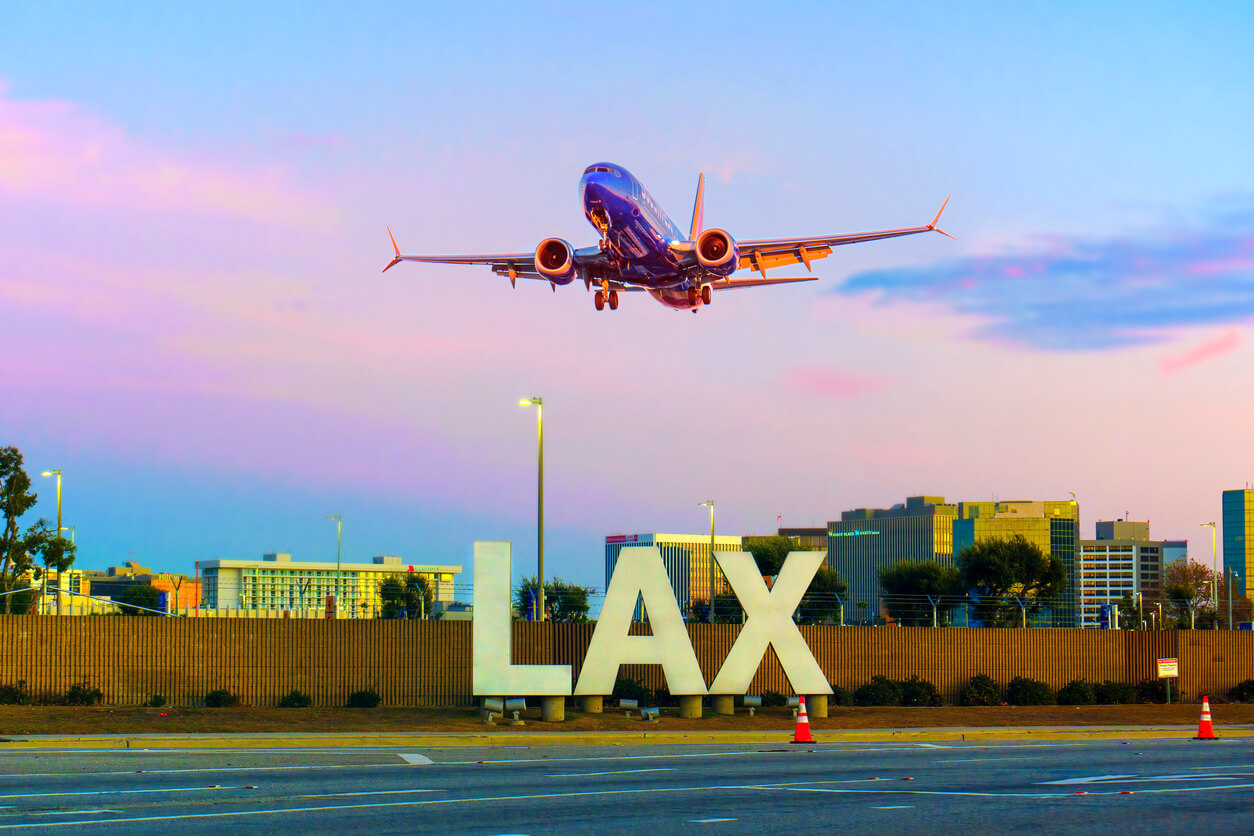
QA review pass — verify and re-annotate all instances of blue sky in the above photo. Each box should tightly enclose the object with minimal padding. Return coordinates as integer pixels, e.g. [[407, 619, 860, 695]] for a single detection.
[[2, 1, 1252, 592]]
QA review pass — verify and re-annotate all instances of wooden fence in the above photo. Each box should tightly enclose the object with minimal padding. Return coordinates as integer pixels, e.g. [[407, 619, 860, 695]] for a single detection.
[[2, 616, 1252, 706]]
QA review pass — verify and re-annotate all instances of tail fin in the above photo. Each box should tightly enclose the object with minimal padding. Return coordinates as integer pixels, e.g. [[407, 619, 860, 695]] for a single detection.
[[689, 172, 705, 240], [383, 226, 403, 272]]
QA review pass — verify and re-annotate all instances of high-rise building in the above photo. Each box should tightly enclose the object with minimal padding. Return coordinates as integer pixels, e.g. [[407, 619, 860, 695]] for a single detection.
[[1223, 489, 1254, 595], [827, 496, 958, 624], [1077, 520, 1179, 628], [604, 533, 743, 617]]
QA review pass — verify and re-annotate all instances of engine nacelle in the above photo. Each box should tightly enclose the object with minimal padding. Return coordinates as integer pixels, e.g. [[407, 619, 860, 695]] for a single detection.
[[695, 228, 739, 277], [534, 238, 578, 284]]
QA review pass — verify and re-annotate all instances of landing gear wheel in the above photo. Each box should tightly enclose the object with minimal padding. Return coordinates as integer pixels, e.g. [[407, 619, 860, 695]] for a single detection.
[[608, 290, 619, 310], [594, 290, 605, 311], [687, 287, 698, 306], [701, 285, 712, 305]]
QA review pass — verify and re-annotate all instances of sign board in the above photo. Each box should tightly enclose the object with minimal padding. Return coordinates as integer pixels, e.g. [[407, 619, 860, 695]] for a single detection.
[[1157, 657, 1178, 678]]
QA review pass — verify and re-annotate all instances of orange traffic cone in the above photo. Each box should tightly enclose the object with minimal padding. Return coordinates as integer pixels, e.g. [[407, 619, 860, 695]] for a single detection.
[[1196, 695, 1217, 740], [791, 695, 815, 744]]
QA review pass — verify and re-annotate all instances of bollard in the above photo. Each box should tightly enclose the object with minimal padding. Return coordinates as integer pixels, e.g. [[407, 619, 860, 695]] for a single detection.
[[580, 695, 604, 714], [540, 696, 565, 722], [678, 695, 703, 719], [711, 695, 735, 715], [807, 694, 829, 718]]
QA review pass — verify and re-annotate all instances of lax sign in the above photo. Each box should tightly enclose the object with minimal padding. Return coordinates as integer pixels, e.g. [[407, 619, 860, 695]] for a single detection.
[[472, 541, 833, 696]]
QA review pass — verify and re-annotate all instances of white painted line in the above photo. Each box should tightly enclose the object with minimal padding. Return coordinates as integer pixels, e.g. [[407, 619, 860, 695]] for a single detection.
[[0, 763, 410, 779], [935, 757, 1042, 763], [872, 805, 914, 809], [0, 786, 237, 799], [690, 818, 737, 823], [1037, 774, 1137, 785], [1038, 773, 1254, 786], [399, 753, 434, 765], [27, 810, 122, 816], [441, 750, 782, 766], [550, 768, 675, 777], [295, 789, 439, 799]]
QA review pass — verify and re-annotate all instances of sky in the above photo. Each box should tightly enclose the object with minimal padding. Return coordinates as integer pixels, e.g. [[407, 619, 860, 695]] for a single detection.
[[2, 1, 1253, 596]]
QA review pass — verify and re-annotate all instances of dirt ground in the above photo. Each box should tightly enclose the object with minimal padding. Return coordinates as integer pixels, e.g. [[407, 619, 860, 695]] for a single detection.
[[2, 702, 1251, 736]]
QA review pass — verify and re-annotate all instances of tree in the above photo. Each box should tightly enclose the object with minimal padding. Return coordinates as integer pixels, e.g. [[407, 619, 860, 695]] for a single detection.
[[955, 535, 1066, 627], [0, 446, 74, 615], [878, 561, 965, 626], [118, 584, 162, 616], [798, 568, 849, 624], [379, 572, 433, 619], [513, 576, 593, 622], [1162, 558, 1215, 623], [742, 535, 800, 578]]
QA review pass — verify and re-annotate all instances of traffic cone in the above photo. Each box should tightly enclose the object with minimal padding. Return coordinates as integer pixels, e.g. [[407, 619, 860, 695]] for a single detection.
[[791, 695, 815, 744], [1195, 695, 1217, 740]]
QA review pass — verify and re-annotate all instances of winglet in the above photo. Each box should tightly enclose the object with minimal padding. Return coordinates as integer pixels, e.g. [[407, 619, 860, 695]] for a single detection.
[[926, 195, 954, 240], [383, 226, 403, 272], [689, 172, 705, 240]]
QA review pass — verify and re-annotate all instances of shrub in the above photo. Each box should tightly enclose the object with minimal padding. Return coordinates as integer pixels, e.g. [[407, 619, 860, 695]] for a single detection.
[[347, 689, 381, 708], [1095, 681, 1137, 705], [854, 676, 903, 707], [829, 685, 854, 707], [62, 682, 103, 706], [1056, 679, 1096, 706], [144, 694, 167, 708], [961, 675, 1002, 706], [0, 680, 32, 706], [1006, 677, 1055, 706], [899, 676, 943, 707], [612, 678, 653, 706], [204, 689, 239, 708], [279, 689, 312, 708], [759, 691, 788, 707], [1136, 679, 1168, 704], [1229, 680, 1254, 703], [652, 685, 678, 707]]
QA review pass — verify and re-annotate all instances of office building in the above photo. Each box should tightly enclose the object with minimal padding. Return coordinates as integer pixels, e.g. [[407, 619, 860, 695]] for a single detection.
[[199, 554, 461, 617], [1078, 520, 1180, 628], [604, 533, 743, 617], [83, 562, 201, 612], [1223, 489, 1254, 596]]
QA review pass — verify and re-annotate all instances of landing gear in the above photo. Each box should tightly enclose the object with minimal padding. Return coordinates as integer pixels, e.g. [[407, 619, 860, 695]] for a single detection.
[[701, 285, 712, 305], [594, 291, 605, 311], [594, 289, 619, 311], [687, 287, 698, 306], [608, 289, 619, 310]]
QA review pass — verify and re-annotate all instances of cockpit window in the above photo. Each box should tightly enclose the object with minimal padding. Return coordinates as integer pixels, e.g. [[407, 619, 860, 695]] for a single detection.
[[584, 165, 612, 174]]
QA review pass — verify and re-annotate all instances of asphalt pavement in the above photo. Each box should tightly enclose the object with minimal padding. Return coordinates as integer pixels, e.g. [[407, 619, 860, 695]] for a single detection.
[[2, 734, 1253, 833]]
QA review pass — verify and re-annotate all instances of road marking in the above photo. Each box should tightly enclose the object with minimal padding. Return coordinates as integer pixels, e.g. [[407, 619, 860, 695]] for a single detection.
[[440, 750, 785, 765], [295, 789, 439, 799], [0, 786, 237, 799], [936, 757, 1042, 763], [0, 764, 411, 779], [399, 753, 434, 765], [872, 805, 914, 809], [27, 810, 122, 816], [1038, 775, 1137, 785], [1039, 773, 1254, 785], [551, 768, 675, 777], [690, 818, 737, 823]]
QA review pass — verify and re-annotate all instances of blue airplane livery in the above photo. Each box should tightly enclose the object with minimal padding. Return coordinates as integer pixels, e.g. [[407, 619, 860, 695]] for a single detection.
[[384, 163, 951, 312]]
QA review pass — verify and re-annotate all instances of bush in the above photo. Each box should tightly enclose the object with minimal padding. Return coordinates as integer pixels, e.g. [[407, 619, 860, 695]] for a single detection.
[[1006, 677, 1055, 706], [279, 689, 312, 708], [961, 675, 1002, 706], [62, 682, 103, 706], [1229, 680, 1254, 703], [854, 676, 903, 707], [144, 694, 167, 708], [0, 680, 32, 706], [204, 689, 239, 708], [612, 678, 653, 706], [830, 685, 854, 707], [1056, 679, 1096, 706], [347, 689, 381, 708], [1095, 681, 1137, 705], [899, 676, 943, 707], [760, 691, 789, 707], [1136, 679, 1168, 704], [652, 685, 678, 707]]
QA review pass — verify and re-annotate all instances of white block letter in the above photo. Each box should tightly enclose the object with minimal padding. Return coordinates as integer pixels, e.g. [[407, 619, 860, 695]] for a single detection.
[[472, 541, 572, 696], [708, 551, 832, 695], [574, 547, 707, 696]]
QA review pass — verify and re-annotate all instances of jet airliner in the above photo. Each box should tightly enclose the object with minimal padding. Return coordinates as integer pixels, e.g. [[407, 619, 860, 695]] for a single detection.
[[384, 163, 951, 312]]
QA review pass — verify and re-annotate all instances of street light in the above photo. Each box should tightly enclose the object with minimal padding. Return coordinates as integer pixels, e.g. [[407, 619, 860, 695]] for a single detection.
[[60, 526, 75, 544], [518, 397, 545, 621], [41, 470, 62, 615], [699, 501, 715, 622], [1202, 522, 1218, 608], [325, 514, 342, 615]]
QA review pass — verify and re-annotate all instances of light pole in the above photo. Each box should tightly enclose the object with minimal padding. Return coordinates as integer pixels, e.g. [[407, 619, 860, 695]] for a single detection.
[[60, 526, 75, 544], [1202, 522, 1218, 609], [40, 470, 62, 614], [699, 501, 715, 622], [519, 397, 545, 621], [325, 514, 342, 615], [1229, 568, 1237, 630]]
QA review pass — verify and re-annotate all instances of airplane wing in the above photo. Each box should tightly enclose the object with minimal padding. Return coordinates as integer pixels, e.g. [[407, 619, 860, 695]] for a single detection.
[[734, 196, 951, 277], [711, 276, 819, 291], [382, 228, 611, 287]]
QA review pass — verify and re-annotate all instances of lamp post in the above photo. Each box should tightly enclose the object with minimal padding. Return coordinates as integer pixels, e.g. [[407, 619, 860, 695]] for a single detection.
[[40, 470, 62, 614], [699, 501, 715, 622], [1201, 522, 1218, 609], [60, 526, 75, 544], [325, 514, 342, 615], [518, 397, 545, 621]]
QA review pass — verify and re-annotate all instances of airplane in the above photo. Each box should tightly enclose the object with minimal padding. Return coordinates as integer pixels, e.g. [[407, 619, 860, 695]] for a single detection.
[[384, 163, 951, 313]]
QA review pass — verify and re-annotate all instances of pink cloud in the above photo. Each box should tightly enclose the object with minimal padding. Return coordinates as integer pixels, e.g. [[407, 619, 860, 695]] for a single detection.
[[1160, 328, 1244, 377], [786, 366, 890, 399], [0, 85, 332, 226]]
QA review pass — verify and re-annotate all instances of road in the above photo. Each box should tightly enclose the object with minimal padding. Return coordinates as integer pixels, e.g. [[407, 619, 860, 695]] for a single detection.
[[1, 735, 1252, 833]]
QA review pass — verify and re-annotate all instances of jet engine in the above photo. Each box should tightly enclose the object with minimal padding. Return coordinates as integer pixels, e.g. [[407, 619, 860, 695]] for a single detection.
[[534, 238, 578, 284], [695, 228, 739, 277]]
